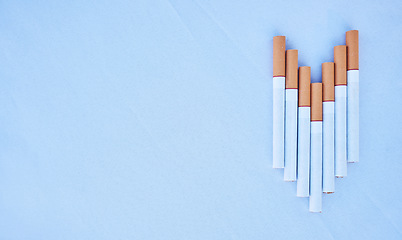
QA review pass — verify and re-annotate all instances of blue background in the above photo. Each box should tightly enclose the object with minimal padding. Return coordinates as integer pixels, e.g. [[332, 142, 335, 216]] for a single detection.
[[1, 0, 402, 239]]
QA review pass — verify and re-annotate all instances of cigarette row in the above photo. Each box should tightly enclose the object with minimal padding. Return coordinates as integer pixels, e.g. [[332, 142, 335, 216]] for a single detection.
[[272, 31, 359, 212]]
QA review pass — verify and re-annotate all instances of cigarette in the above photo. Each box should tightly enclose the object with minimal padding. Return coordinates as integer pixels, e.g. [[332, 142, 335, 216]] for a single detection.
[[273, 36, 286, 168], [322, 62, 335, 193], [284, 49, 298, 181], [346, 30, 359, 163], [309, 83, 323, 213], [334, 45, 347, 178], [296, 66, 310, 197]]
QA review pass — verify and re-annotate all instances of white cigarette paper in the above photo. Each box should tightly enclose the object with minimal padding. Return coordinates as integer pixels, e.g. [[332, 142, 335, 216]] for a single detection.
[[334, 45, 347, 177], [346, 30, 359, 163], [273, 76, 285, 168], [323, 102, 335, 192], [297, 106, 310, 197], [284, 49, 298, 181], [272, 36, 286, 168], [310, 121, 323, 212], [347, 70, 359, 162], [284, 89, 298, 181], [296, 66, 310, 196], [335, 85, 347, 177]]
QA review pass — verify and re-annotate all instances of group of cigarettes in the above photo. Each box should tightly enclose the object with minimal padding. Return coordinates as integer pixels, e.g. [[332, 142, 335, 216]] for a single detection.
[[272, 30, 359, 212]]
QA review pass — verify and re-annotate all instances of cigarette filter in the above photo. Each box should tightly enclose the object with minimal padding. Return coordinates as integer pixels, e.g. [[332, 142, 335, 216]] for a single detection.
[[346, 30, 359, 163], [284, 49, 298, 181], [297, 66, 310, 197], [273, 36, 286, 168], [309, 83, 323, 213], [322, 62, 335, 193], [334, 45, 347, 178]]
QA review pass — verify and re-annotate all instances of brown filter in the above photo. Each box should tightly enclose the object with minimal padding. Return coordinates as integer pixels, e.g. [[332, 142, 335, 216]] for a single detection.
[[285, 50, 298, 89], [273, 36, 286, 77], [346, 30, 359, 70], [334, 45, 347, 86], [322, 62, 335, 102], [298, 66, 310, 107], [311, 83, 323, 122]]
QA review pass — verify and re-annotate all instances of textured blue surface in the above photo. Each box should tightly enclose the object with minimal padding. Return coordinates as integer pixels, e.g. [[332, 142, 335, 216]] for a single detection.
[[1, 0, 402, 239]]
